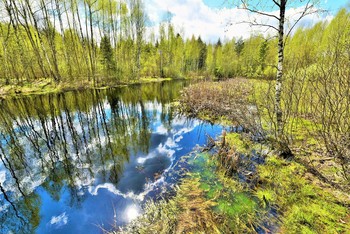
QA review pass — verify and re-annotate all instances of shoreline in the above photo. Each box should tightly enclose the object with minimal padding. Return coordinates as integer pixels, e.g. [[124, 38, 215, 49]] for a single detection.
[[0, 76, 191, 99]]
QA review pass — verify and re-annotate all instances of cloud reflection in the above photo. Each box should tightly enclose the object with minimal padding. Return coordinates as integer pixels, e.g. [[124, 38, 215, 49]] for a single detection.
[[124, 204, 141, 222], [49, 212, 68, 228]]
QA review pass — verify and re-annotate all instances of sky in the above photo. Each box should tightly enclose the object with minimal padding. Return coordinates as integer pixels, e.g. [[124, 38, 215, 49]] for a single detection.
[[145, 0, 350, 43]]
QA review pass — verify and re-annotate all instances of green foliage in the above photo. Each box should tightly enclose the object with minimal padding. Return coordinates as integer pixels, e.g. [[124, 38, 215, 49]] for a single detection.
[[235, 38, 245, 56], [257, 156, 349, 233], [100, 35, 116, 77], [1, 6, 350, 92]]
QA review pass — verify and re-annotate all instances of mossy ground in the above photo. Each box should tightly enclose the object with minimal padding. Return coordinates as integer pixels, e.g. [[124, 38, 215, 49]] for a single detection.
[[0, 77, 176, 98], [257, 155, 349, 233]]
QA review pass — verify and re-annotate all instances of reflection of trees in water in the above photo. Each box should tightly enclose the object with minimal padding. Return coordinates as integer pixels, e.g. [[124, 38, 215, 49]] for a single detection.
[[0, 80, 186, 232]]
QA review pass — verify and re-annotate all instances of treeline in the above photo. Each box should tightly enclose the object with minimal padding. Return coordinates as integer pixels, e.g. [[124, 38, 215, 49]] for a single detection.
[[0, 0, 148, 85], [0, 1, 348, 87]]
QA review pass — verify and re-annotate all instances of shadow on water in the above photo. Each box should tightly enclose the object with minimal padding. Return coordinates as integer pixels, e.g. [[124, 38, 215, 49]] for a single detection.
[[0, 80, 223, 233]]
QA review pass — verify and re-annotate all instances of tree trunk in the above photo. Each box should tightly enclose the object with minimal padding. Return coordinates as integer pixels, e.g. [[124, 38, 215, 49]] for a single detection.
[[55, 0, 73, 79], [275, 0, 292, 158]]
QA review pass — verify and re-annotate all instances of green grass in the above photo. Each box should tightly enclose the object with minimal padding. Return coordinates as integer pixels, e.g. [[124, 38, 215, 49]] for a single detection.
[[189, 152, 263, 232], [117, 139, 349, 234], [256, 155, 350, 233], [216, 193, 256, 216]]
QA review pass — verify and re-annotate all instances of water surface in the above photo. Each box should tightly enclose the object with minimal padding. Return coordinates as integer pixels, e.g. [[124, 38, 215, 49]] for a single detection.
[[0, 81, 222, 233]]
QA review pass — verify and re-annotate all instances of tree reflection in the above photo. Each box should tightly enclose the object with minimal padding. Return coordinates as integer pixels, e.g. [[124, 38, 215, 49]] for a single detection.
[[0, 80, 187, 232]]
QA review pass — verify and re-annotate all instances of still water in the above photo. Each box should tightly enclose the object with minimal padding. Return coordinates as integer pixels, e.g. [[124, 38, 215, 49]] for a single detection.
[[0, 81, 223, 233]]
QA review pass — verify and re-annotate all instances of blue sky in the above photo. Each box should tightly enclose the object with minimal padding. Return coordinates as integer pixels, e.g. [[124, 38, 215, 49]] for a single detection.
[[203, 0, 349, 13], [146, 0, 349, 43]]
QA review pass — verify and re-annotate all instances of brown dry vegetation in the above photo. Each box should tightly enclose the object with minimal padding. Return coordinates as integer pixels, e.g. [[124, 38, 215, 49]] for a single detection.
[[178, 78, 263, 136]]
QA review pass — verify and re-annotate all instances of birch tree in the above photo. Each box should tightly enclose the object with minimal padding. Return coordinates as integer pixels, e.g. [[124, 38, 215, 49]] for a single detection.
[[238, 0, 319, 156]]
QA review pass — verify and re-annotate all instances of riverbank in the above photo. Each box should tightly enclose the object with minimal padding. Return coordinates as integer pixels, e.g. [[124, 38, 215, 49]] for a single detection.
[[117, 134, 349, 233], [0, 77, 179, 99], [177, 78, 350, 232], [115, 78, 350, 233]]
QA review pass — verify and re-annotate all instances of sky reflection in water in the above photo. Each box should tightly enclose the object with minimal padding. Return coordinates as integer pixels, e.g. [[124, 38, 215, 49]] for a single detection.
[[0, 81, 222, 233]]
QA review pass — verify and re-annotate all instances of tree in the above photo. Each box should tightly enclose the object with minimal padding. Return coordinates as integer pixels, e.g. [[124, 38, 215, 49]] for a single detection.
[[235, 37, 244, 56], [238, 0, 319, 156], [100, 35, 115, 77], [197, 36, 207, 71], [129, 0, 146, 79]]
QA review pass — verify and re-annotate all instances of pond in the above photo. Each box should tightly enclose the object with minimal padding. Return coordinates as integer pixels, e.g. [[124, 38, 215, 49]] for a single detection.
[[0, 80, 223, 233]]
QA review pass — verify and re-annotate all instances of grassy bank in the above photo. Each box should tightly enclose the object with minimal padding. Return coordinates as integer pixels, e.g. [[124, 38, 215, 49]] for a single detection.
[[117, 133, 349, 233], [178, 78, 350, 232], [0, 77, 176, 98]]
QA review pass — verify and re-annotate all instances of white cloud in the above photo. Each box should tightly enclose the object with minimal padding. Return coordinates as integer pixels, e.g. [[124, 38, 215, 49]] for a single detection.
[[137, 151, 156, 164], [50, 212, 68, 227], [0, 171, 6, 184], [155, 125, 168, 135], [146, 0, 329, 43]]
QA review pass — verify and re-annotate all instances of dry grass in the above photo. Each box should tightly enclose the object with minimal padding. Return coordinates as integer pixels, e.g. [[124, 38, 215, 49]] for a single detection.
[[178, 78, 263, 135], [116, 178, 219, 234]]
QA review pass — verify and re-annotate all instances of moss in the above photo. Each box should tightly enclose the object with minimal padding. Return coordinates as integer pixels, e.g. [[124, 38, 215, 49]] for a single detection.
[[255, 189, 277, 206], [225, 133, 250, 154], [216, 193, 256, 216], [257, 155, 350, 233], [188, 152, 263, 232], [282, 201, 348, 234], [199, 182, 211, 192], [206, 183, 224, 199]]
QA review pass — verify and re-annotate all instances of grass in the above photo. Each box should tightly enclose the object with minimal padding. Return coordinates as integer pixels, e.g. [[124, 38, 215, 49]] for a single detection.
[[225, 132, 251, 154], [115, 130, 350, 234], [0, 76, 177, 98], [117, 176, 219, 234], [117, 152, 264, 234], [257, 155, 350, 233]]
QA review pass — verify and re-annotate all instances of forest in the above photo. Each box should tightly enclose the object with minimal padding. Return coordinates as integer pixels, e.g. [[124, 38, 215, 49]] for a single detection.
[[0, 0, 349, 233], [0, 0, 346, 87]]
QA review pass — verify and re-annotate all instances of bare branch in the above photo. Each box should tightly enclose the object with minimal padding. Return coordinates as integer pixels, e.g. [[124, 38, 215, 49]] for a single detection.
[[238, 20, 279, 32], [239, 0, 280, 21], [272, 0, 281, 8], [284, 1, 323, 46]]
